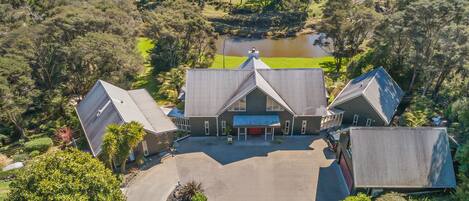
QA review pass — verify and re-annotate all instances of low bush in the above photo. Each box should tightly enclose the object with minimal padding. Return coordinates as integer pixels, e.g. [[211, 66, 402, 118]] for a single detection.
[[24, 137, 53, 153], [12, 154, 28, 162], [29, 150, 41, 158], [191, 192, 207, 201], [0, 169, 18, 181]]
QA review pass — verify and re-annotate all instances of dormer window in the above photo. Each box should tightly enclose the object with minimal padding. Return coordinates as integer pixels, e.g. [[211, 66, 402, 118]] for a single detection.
[[266, 97, 284, 111], [229, 97, 246, 112]]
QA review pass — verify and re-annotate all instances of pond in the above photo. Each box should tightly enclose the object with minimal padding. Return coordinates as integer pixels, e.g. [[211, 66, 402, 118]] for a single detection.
[[215, 34, 332, 58]]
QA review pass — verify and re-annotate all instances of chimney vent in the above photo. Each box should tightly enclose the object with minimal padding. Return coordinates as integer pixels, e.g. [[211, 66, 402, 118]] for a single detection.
[[248, 47, 259, 59]]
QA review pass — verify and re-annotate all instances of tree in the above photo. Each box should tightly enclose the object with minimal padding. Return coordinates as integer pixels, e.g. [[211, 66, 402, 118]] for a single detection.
[[343, 193, 371, 201], [7, 148, 125, 201], [370, 0, 468, 93], [143, 0, 216, 72], [65, 32, 143, 99], [101, 125, 119, 169], [157, 65, 189, 103], [101, 121, 146, 173], [454, 142, 469, 201], [0, 56, 38, 139], [319, 0, 381, 72]]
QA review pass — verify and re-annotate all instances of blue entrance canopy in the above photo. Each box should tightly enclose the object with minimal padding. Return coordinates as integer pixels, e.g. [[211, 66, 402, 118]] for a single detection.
[[233, 115, 281, 128]]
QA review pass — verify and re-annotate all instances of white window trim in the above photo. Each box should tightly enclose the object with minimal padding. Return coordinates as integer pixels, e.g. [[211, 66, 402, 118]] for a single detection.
[[284, 120, 290, 135], [204, 121, 210, 135], [301, 120, 307, 134], [366, 118, 372, 127], [229, 97, 247, 112], [221, 120, 227, 135], [265, 127, 273, 135], [266, 96, 285, 112], [142, 140, 149, 156], [352, 114, 359, 126]]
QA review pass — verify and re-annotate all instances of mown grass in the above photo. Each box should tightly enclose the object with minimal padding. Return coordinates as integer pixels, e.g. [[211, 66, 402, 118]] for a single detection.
[[133, 37, 169, 104], [0, 181, 10, 200], [211, 54, 336, 72]]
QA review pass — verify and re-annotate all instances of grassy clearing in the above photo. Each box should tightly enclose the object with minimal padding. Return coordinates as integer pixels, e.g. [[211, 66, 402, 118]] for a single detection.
[[0, 181, 10, 200], [211, 54, 336, 71], [133, 37, 168, 104]]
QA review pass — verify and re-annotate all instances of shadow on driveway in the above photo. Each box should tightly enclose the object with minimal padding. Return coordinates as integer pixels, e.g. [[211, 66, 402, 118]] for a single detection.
[[176, 135, 324, 165]]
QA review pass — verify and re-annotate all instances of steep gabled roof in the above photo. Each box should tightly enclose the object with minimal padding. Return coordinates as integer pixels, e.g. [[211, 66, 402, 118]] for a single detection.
[[184, 64, 328, 117], [330, 67, 404, 124], [238, 57, 271, 70], [217, 70, 294, 115], [350, 127, 456, 189], [76, 80, 177, 156]]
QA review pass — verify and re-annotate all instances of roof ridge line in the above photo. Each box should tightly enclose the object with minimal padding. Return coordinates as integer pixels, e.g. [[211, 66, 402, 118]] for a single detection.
[[254, 70, 295, 115]]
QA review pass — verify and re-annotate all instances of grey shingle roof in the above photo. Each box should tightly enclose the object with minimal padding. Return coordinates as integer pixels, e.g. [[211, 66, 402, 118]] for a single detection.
[[184, 67, 327, 117], [350, 127, 456, 188], [76, 80, 177, 156], [330, 67, 404, 124]]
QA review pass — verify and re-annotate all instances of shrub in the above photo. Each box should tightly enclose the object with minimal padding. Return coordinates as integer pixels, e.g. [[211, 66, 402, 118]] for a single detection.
[[376, 192, 407, 201], [191, 192, 207, 201], [0, 169, 18, 181], [344, 193, 371, 201], [12, 154, 28, 162], [24, 137, 53, 153], [29, 151, 40, 158]]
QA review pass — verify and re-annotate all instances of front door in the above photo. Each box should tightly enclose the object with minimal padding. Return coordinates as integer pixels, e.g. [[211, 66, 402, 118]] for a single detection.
[[248, 128, 263, 135]]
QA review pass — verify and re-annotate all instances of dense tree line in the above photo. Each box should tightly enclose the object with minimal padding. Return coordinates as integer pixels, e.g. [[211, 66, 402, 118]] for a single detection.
[[321, 0, 468, 200], [0, 0, 144, 141]]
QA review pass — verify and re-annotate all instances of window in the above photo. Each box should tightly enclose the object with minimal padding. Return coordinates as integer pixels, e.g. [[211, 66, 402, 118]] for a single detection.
[[142, 140, 149, 156], [229, 97, 246, 112], [266, 97, 284, 111], [221, 120, 227, 135], [352, 114, 359, 126], [301, 120, 307, 134], [204, 121, 210, 135], [265, 127, 273, 134], [284, 120, 290, 135], [239, 127, 247, 134], [366, 118, 372, 127]]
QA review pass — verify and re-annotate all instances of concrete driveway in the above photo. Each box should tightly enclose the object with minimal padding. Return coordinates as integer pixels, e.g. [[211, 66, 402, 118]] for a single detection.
[[126, 136, 349, 201]]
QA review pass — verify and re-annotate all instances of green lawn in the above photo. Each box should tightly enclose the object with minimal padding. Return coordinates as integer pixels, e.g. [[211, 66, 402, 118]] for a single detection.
[[0, 181, 10, 200], [211, 54, 335, 71], [133, 37, 168, 104]]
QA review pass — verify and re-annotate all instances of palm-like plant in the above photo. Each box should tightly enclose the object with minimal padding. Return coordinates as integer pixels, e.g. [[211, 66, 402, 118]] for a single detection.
[[177, 181, 204, 201]]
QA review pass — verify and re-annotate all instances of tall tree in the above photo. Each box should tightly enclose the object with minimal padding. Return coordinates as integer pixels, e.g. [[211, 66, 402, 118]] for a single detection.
[[0, 56, 38, 138], [7, 148, 125, 201], [102, 121, 146, 173], [143, 0, 216, 72], [319, 0, 380, 72], [66, 32, 142, 99]]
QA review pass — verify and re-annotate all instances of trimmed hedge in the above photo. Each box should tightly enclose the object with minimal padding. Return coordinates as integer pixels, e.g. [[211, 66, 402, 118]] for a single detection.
[[24, 137, 53, 153]]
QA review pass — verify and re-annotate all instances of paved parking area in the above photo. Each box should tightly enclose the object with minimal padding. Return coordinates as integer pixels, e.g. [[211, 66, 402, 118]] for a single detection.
[[126, 136, 349, 201]]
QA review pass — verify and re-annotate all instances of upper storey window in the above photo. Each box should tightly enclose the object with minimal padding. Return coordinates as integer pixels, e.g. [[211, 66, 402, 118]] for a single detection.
[[266, 97, 284, 111], [229, 97, 246, 112]]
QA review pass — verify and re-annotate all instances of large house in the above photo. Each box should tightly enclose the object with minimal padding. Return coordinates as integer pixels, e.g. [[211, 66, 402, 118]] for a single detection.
[[75, 80, 178, 158], [183, 52, 342, 140], [330, 67, 404, 127], [337, 127, 456, 194]]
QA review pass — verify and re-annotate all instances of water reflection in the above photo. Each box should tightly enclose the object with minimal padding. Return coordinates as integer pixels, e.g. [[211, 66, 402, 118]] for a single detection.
[[215, 34, 332, 57]]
